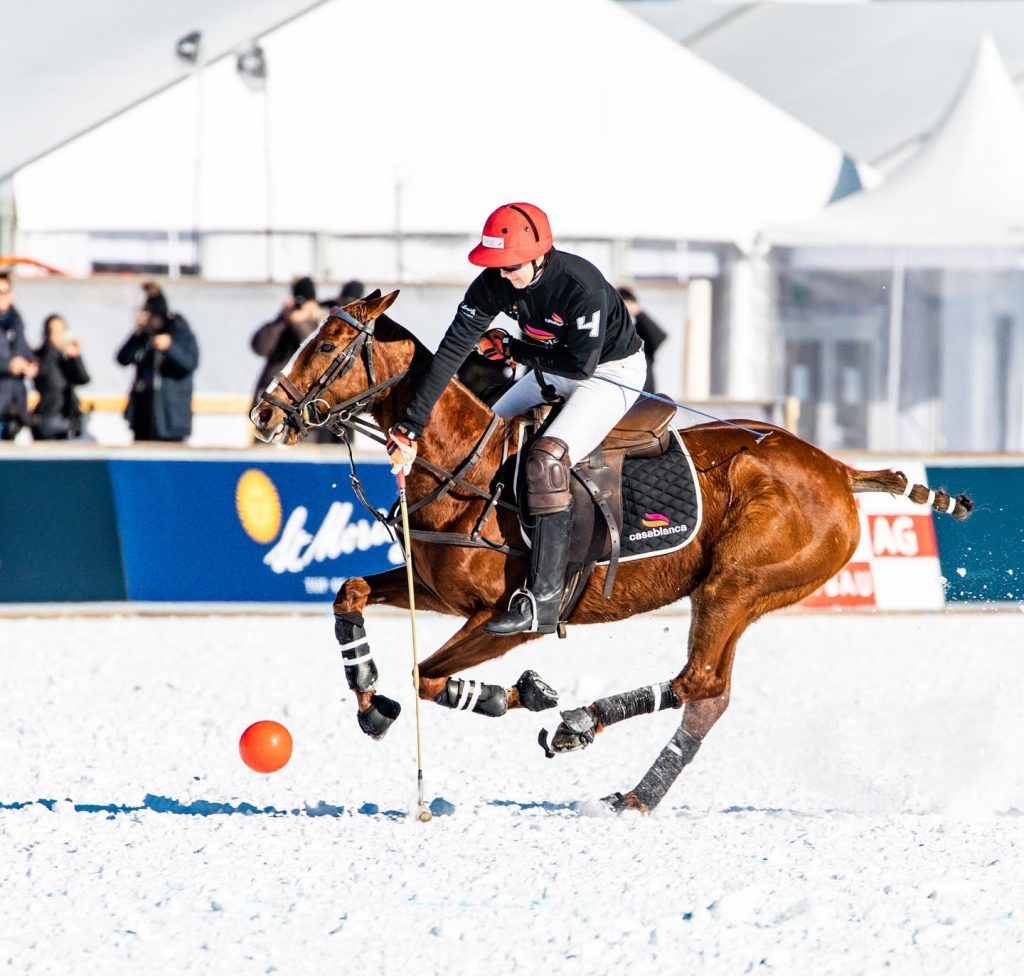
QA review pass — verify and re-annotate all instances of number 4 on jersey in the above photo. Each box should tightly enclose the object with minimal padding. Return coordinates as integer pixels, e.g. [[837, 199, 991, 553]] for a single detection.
[[576, 309, 601, 337]]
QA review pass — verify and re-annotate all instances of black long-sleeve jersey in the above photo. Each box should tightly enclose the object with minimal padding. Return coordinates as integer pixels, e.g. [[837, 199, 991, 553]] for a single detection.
[[402, 248, 640, 436]]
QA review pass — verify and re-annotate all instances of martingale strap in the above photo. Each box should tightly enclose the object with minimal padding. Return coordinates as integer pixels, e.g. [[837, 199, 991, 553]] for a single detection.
[[336, 414, 527, 559]]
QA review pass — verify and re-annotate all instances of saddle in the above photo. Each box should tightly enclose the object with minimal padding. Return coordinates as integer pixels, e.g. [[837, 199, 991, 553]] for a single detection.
[[519, 396, 676, 620]]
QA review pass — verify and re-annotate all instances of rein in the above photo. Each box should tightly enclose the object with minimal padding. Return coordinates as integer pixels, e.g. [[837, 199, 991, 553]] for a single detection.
[[337, 414, 525, 559], [257, 308, 525, 559]]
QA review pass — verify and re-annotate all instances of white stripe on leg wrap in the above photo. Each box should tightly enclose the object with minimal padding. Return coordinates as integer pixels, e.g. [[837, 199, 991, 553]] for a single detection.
[[338, 637, 369, 652], [343, 649, 373, 667], [464, 681, 482, 713]]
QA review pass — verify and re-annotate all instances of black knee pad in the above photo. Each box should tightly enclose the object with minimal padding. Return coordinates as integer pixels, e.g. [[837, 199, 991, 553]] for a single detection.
[[334, 611, 378, 693]]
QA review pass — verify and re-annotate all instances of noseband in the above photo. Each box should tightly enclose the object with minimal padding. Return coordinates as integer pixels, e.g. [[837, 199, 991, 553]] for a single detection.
[[257, 306, 406, 438]]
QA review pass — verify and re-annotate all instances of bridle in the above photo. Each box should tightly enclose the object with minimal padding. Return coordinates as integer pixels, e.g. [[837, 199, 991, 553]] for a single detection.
[[254, 303, 526, 559], [256, 305, 407, 439]]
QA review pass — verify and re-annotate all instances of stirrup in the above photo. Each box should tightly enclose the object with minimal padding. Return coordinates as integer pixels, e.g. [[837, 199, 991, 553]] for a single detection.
[[506, 587, 538, 631], [484, 588, 545, 635]]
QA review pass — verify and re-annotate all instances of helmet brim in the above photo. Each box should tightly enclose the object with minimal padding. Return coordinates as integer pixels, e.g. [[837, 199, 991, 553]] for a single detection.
[[468, 242, 545, 268]]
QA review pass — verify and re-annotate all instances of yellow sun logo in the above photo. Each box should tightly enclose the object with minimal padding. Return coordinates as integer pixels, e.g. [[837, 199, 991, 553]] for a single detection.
[[235, 469, 282, 543]]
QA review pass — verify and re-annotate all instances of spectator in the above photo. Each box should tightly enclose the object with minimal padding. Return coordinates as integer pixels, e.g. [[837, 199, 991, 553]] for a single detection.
[[334, 279, 365, 307], [116, 282, 199, 443], [252, 276, 332, 443], [31, 314, 91, 440], [618, 286, 667, 394], [251, 277, 324, 399], [0, 274, 38, 440]]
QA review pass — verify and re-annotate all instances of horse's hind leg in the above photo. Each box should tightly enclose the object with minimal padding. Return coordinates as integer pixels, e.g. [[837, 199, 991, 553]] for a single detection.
[[596, 605, 746, 813], [601, 541, 833, 812], [417, 613, 559, 717], [333, 569, 455, 740]]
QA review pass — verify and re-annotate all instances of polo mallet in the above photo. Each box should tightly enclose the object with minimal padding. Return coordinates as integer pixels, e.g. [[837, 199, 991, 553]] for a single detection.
[[396, 468, 432, 823]]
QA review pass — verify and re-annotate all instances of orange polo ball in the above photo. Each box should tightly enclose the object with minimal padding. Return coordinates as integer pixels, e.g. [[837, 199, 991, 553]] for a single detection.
[[239, 720, 293, 773]]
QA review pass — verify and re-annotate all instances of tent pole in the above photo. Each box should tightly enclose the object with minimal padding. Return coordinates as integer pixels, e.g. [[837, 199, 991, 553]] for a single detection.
[[886, 250, 906, 449]]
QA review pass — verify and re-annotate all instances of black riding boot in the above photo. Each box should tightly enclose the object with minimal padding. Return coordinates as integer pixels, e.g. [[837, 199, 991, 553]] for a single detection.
[[485, 506, 573, 636]]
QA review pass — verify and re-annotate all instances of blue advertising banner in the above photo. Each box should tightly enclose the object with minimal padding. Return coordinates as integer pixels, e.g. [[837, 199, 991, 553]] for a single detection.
[[108, 459, 402, 602], [0, 459, 127, 602], [928, 465, 1024, 603]]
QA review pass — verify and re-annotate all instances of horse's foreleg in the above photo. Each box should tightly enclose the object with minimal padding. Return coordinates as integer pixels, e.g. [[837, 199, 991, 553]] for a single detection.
[[418, 613, 558, 717], [333, 570, 454, 740]]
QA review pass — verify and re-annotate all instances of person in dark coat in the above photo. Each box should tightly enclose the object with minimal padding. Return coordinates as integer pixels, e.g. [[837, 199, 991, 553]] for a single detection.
[[251, 276, 332, 443], [116, 283, 199, 442], [31, 314, 91, 440], [251, 276, 324, 399], [618, 286, 668, 394], [0, 274, 38, 440]]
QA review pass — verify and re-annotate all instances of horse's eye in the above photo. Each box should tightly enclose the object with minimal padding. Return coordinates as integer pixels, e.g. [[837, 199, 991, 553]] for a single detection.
[[319, 341, 336, 354]]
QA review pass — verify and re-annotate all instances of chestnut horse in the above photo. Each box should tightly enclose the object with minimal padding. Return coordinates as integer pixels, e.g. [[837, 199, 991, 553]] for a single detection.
[[251, 292, 972, 813]]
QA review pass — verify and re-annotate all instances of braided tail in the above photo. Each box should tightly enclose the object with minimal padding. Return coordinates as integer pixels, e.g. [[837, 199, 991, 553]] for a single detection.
[[848, 468, 974, 522]]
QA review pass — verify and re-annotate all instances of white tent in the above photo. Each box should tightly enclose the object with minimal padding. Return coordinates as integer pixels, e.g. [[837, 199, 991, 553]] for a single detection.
[[767, 34, 1024, 250], [765, 36, 1024, 453], [14, 0, 865, 248], [0, 0, 321, 183]]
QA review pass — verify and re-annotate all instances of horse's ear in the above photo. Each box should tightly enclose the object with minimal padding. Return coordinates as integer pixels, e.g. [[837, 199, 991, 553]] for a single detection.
[[364, 289, 399, 320], [364, 288, 382, 301]]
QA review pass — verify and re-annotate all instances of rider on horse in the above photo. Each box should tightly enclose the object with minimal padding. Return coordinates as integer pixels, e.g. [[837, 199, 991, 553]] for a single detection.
[[385, 202, 647, 635]]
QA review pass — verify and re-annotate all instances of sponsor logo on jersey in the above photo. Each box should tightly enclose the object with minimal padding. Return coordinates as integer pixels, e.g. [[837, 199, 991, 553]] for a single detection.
[[544, 313, 565, 328], [459, 303, 477, 318], [524, 324, 557, 341]]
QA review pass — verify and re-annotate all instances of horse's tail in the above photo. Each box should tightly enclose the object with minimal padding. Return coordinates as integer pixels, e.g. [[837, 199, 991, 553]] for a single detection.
[[847, 467, 974, 522]]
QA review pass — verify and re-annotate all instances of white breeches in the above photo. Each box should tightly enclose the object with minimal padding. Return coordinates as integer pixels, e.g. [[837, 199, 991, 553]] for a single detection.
[[492, 348, 648, 464]]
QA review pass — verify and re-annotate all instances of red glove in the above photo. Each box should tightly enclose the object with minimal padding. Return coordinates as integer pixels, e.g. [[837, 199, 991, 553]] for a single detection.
[[475, 329, 511, 363]]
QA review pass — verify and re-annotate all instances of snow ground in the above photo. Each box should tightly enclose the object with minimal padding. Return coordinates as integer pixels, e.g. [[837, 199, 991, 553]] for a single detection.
[[1, 609, 1022, 975]]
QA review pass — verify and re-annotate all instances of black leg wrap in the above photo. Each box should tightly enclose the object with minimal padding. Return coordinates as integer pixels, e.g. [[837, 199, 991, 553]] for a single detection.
[[357, 694, 402, 741], [631, 727, 702, 811], [435, 678, 508, 717], [591, 681, 680, 728], [335, 611, 378, 694], [516, 670, 559, 711]]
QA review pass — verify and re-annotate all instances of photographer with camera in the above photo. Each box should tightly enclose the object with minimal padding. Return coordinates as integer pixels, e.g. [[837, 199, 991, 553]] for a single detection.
[[116, 282, 199, 443], [31, 313, 91, 440], [0, 273, 38, 441]]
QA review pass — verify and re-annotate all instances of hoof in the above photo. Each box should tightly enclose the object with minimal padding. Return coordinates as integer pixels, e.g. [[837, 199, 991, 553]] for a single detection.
[[538, 706, 596, 758], [357, 694, 402, 740], [516, 670, 559, 712], [600, 791, 649, 815]]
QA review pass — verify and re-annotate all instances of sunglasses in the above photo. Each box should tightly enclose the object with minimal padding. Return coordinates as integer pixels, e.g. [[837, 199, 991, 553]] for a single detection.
[[499, 262, 526, 273]]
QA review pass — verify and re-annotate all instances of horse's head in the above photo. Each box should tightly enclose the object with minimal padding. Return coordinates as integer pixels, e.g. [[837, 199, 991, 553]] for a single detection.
[[250, 289, 399, 444]]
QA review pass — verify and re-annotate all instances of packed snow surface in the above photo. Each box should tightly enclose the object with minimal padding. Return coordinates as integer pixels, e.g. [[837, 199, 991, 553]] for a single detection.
[[1, 609, 1022, 974]]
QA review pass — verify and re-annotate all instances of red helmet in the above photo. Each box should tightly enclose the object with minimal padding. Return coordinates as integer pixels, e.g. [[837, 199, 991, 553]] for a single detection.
[[468, 203, 553, 268]]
